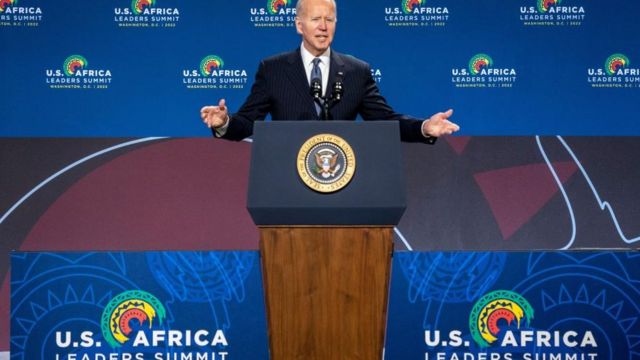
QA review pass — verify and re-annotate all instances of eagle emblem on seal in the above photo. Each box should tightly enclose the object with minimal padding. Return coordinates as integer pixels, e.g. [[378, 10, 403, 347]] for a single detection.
[[315, 149, 342, 178]]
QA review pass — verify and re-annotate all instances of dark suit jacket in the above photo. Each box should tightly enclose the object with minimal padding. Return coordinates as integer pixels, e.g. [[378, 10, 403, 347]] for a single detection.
[[220, 48, 434, 143]]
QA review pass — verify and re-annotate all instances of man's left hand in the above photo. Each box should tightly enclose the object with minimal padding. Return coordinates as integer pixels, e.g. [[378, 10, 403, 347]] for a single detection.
[[423, 109, 460, 137]]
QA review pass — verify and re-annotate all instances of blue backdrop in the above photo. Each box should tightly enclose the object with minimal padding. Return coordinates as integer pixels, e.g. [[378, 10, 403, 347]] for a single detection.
[[2, 0, 639, 136]]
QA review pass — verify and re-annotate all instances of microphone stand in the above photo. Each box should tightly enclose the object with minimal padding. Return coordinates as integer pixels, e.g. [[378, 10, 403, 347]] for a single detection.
[[312, 73, 344, 121]]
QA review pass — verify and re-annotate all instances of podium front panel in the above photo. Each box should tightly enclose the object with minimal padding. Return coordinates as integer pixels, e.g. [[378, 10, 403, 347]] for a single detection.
[[247, 121, 407, 225]]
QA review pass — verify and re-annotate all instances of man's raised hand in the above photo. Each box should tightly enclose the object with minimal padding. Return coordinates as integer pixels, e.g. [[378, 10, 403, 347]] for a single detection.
[[422, 109, 460, 137], [200, 99, 229, 129]]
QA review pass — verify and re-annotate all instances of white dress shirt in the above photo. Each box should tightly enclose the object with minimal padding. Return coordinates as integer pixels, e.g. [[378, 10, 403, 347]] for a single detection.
[[300, 44, 330, 97]]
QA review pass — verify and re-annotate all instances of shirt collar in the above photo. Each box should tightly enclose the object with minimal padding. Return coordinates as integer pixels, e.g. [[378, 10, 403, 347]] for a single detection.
[[300, 43, 331, 66]]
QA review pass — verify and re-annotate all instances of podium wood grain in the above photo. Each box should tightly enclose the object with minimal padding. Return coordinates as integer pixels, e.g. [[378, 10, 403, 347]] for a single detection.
[[259, 227, 393, 360]]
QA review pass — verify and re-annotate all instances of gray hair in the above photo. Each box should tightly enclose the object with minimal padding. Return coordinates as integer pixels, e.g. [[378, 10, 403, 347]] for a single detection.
[[295, 0, 337, 19]]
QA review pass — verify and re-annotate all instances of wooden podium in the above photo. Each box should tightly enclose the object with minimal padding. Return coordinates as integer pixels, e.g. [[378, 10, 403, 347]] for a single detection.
[[247, 121, 406, 359]]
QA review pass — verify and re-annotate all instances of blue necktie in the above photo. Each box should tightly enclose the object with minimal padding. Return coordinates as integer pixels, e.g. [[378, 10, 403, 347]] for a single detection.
[[311, 58, 322, 115]]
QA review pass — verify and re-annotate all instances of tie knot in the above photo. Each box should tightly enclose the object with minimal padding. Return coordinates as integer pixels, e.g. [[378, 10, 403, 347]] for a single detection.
[[312, 58, 321, 67]]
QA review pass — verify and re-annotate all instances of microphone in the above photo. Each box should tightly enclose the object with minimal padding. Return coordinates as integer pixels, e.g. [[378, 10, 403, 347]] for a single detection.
[[332, 71, 344, 102], [310, 77, 322, 100]]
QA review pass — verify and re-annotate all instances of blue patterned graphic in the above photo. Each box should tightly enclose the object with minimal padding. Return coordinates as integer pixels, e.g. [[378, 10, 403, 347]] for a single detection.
[[398, 252, 506, 303], [513, 253, 640, 360], [10, 253, 143, 359], [146, 252, 256, 331]]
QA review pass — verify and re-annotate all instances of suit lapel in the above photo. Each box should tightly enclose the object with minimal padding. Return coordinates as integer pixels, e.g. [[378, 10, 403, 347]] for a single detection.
[[285, 48, 308, 87], [285, 49, 317, 115]]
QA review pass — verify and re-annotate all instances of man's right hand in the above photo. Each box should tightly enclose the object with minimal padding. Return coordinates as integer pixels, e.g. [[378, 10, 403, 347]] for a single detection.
[[200, 99, 229, 129]]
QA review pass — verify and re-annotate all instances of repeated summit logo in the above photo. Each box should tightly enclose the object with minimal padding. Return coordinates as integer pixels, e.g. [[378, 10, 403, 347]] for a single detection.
[[182, 55, 249, 89], [519, 0, 586, 26], [113, 0, 180, 28], [249, 0, 296, 28], [45, 55, 113, 90], [468, 290, 534, 348], [451, 53, 517, 88], [384, 0, 450, 27], [101, 290, 167, 348], [0, 0, 43, 27], [587, 53, 640, 88], [423, 290, 599, 360], [52, 290, 229, 359]]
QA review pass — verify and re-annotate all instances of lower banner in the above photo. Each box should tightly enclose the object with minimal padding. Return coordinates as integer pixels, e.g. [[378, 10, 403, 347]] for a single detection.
[[386, 252, 640, 360], [10, 252, 268, 360], [11, 251, 640, 359]]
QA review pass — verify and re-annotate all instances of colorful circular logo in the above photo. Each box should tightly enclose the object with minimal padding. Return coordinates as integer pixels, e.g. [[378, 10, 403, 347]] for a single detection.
[[537, 0, 562, 13], [605, 53, 629, 76], [100, 290, 166, 348], [468, 54, 493, 75], [469, 290, 534, 347], [268, 0, 289, 14], [402, 0, 424, 14], [297, 134, 356, 193], [200, 55, 225, 76], [131, 0, 155, 15], [0, 0, 18, 12], [63, 55, 88, 76]]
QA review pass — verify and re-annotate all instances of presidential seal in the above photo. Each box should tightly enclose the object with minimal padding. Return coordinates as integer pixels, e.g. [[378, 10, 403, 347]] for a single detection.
[[297, 134, 356, 193]]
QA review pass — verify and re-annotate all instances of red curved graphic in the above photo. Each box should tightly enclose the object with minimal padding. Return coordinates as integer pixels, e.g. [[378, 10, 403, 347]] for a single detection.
[[487, 308, 516, 336], [474, 161, 578, 240]]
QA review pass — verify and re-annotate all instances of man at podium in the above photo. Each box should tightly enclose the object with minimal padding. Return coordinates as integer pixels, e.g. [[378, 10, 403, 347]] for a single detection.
[[200, 0, 459, 143]]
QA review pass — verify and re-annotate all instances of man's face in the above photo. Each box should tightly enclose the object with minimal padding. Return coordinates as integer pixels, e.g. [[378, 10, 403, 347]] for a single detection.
[[295, 0, 337, 56]]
